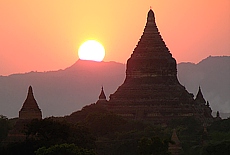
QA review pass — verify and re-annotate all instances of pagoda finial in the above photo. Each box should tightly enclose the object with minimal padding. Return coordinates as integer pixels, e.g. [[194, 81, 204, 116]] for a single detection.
[[28, 85, 33, 95], [214, 111, 222, 121], [206, 101, 210, 107], [147, 8, 155, 18]]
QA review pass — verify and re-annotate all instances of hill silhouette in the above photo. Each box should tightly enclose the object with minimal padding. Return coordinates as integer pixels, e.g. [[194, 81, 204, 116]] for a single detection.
[[0, 60, 125, 118], [0, 56, 229, 118], [178, 56, 230, 116]]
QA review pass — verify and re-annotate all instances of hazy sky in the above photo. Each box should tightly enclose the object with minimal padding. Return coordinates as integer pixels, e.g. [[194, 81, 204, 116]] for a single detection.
[[0, 0, 229, 75]]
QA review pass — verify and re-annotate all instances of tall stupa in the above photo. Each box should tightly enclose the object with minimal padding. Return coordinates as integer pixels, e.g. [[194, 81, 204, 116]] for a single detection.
[[102, 9, 213, 124]]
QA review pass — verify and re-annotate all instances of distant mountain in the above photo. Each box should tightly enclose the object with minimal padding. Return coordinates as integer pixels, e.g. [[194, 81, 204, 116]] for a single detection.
[[0, 56, 229, 118], [178, 56, 230, 117], [0, 60, 126, 118]]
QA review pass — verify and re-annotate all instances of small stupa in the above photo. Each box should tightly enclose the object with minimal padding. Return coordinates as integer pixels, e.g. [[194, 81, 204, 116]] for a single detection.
[[96, 86, 108, 104], [214, 111, 221, 121], [194, 86, 213, 123], [194, 86, 206, 104], [168, 129, 183, 155]]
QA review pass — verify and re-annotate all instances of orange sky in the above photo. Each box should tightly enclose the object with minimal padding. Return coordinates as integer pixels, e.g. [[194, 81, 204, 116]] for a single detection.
[[0, 0, 229, 75]]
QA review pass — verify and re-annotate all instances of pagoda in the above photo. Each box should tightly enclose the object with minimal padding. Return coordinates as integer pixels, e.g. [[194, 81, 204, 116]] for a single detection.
[[6, 86, 42, 142], [19, 86, 42, 120], [96, 86, 108, 104], [194, 86, 213, 123], [103, 9, 213, 124], [168, 129, 183, 155]]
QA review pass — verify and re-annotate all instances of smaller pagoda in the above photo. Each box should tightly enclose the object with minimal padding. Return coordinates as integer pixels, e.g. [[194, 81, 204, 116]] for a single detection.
[[96, 86, 108, 104], [168, 129, 183, 155], [19, 86, 42, 120], [194, 86, 206, 104], [6, 86, 42, 142], [194, 86, 213, 124]]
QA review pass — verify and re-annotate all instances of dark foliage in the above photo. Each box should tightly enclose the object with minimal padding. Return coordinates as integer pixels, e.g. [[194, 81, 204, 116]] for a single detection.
[[138, 137, 171, 155], [203, 140, 230, 155], [208, 118, 230, 132], [1, 141, 37, 155], [35, 143, 96, 155], [84, 112, 126, 136], [3, 110, 230, 155], [0, 115, 10, 142], [1, 118, 96, 155], [25, 118, 96, 149], [168, 117, 204, 155]]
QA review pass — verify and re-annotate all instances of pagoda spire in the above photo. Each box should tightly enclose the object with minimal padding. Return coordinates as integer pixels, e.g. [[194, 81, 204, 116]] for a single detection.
[[206, 101, 210, 107], [19, 86, 42, 120], [21, 86, 39, 109], [124, 8, 177, 82], [195, 86, 206, 104], [171, 129, 180, 145], [214, 111, 221, 121], [99, 86, 106, 100], [96, 86, 108, 105], [168, 129, 183, 155], [216, 111, 220, 117], [147, 8, 155, 19]]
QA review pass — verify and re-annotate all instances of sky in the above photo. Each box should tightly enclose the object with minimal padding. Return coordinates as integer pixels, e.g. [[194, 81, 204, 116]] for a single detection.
[[0, 0, 229, 75]]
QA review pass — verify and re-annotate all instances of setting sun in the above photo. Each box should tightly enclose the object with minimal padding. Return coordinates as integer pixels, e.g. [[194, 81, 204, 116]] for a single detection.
[[78, 40, 105, 62]]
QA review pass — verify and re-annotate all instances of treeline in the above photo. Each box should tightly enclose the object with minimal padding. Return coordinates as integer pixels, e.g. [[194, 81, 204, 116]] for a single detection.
[[1, 104, 230, 155]]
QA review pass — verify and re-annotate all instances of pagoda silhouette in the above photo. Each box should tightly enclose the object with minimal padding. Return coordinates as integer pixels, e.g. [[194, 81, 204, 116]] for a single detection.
[[6, 86, 42, 142], [19, 86, 42, 120], [99, 9, 213, 124]]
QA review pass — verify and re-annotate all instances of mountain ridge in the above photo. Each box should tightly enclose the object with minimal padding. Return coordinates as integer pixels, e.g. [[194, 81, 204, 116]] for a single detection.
[[0, 56, 229, 118]]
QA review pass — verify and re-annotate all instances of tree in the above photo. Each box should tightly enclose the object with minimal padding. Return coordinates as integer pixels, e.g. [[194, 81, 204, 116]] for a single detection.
[[84, 112, 126, 136], [35, 143, 96, 155], [25, 118, 96, 149], [0, 115, 10, 142], [203, 140, 230, 155], [138, 137, 171, 155]]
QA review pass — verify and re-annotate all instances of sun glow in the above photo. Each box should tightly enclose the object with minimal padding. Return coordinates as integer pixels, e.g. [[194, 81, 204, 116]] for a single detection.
[[78, 40, 105, 62]]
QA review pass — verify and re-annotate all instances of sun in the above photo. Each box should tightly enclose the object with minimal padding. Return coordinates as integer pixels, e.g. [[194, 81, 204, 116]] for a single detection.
[[78, 40, 105, 62]]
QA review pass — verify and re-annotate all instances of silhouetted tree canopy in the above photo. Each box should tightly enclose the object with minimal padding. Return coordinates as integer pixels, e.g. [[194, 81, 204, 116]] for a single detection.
[[0, 115, 10, 142], [35, 143, 96, 155], [2, 113, 230, 155], [25, 118, 95, 149], [1, 118, 96, 155], [208, 118, 230, 132], [84, 112, 126, 136], [138, 137, 171, 155], [203, 140, 230, 155]]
